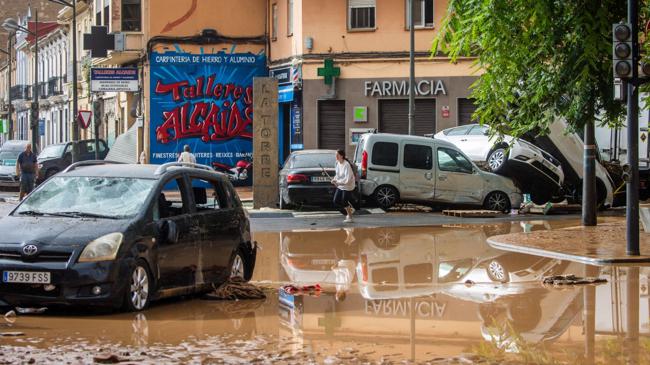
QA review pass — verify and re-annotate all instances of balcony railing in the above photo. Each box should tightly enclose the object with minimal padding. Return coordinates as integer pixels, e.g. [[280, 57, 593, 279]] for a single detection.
[[47, 76, 64, 97], [9, 85, 31, 101]]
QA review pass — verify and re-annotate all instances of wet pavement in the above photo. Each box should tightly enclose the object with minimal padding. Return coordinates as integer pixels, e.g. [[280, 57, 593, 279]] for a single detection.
[[1, 220, 650, 364]]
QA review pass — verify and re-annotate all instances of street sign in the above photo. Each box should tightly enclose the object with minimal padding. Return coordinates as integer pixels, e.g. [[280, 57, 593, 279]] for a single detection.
[[91, 68, 138, 92], [78, 110, 92, 129], [83, 26, 115, 58], [38, 119, 45, 136]]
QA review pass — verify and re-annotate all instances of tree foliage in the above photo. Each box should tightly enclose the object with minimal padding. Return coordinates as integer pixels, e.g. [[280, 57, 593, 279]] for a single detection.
[[432, 0, 635, 138]]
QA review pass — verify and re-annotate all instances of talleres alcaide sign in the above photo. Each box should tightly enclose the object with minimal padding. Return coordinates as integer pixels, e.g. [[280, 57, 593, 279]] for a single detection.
[[149, 50, 267, 184]]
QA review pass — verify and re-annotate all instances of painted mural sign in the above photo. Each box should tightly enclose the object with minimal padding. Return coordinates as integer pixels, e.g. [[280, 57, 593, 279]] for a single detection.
[[149, 50, 267, 178]]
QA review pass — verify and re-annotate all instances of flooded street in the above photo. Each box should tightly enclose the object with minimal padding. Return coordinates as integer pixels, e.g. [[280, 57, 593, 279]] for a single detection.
[[1, 220, 649, 364]]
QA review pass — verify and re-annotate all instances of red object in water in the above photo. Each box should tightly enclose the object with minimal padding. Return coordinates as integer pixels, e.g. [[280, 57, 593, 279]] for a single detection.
[[281, 284, 322, 296]]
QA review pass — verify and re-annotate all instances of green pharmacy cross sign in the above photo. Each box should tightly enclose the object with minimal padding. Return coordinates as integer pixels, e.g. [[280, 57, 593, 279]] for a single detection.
[[317, 59, 340, 85]]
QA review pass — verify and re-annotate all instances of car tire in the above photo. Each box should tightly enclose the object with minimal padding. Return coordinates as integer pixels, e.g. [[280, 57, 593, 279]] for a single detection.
[[374, 228, 401, 250], [530, 191, 551, 205], [487, 147, 508, 173], [484, 191, 511, 213], [123, 260, 152, 312], [373, 185, 399, 210], [486, 259, 510, 283], [230, 247, 252, 282]]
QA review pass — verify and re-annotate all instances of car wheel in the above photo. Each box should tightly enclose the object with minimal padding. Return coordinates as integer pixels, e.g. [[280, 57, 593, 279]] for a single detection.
[[230, 250, 246, 281], [374, 229, 401, 250], [486, 259, 510, 283], [530, 191, 551, 205], [123, 260, 151, 312], [484, 191, 511, 213], [374, 185, 398, 210], [487, 148, 508, 173]]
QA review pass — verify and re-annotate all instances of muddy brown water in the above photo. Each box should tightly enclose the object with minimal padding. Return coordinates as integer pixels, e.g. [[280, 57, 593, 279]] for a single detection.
[[1, 219, 649, 364]]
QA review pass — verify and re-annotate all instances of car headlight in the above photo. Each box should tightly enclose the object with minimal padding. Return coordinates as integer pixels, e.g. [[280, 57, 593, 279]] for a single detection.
[[78, 233, 124, 262]]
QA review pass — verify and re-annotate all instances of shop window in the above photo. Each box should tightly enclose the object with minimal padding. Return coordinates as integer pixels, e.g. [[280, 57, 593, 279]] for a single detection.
[[349, 0, 376, 30], [371, 142, 398, 167], [404, 144, 432, 170], [122, 0, 141, 32], [272, 3, 278, 41], [287, 0, 294, 36], [406, 0, 434, 29]]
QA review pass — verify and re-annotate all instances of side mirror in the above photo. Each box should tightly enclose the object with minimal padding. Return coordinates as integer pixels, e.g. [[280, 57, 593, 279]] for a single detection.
[[155, 220, 178, 244]]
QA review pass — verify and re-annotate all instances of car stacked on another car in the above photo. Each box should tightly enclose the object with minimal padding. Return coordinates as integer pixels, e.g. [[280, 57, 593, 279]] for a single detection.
[[0, 161, 256, 312], [434, 124, 565, 205], [37, 139, 109, 183], [279, 150, 338, 209]]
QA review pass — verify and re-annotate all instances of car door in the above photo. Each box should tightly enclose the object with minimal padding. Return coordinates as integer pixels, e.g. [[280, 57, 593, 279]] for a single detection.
[[154, 175, 199, 289], [434, 146, 484, 204], [462, 125, 492, 160], [189, 175, 239, 284], [399, 141, 435, 200], [440, 125, 473, 146]]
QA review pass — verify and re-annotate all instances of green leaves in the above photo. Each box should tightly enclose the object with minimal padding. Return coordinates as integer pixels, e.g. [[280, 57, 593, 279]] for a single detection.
[[433, 0, 632, 138]]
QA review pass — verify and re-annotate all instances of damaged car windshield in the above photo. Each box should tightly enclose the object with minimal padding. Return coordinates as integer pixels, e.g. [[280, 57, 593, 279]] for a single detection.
[[14, 177, 157, 219]]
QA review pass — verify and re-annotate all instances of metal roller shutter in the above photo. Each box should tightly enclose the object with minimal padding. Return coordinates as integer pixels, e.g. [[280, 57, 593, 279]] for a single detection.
[[379, 99, 436, 136], [458, 98, 478, 125], [318, 100, 346, 150]]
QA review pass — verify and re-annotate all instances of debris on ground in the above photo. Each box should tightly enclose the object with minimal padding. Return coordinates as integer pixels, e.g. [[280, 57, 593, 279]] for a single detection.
[[464, 280, 475, 287], [3, 310, 16, 323], [93, 354, 123, 364], [0, 331, 24, 337], [204, 277, 266, 300], [542, 274, 607, 286], [281, 284, 322, 296], [16, 307, 47, 314]]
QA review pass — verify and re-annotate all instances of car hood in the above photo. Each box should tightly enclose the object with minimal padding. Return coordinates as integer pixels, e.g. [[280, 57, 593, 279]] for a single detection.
[[481, 171, 519, 192], [37, 157, 59, 163], [0, 216, 132, 248], [0, 164, 16, 175]]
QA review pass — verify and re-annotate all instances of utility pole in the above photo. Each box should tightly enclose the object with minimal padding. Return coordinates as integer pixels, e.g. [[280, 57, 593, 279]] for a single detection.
[[71, 0, 79, 162], [627, 0, 640, 255], [31, 8, 39, 151], [407, 0, 415, 135], [6, 35, 12, 139]]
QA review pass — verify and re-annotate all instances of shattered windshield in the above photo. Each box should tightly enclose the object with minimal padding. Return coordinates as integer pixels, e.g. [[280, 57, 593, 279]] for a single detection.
[[14, 177, 157, 219]]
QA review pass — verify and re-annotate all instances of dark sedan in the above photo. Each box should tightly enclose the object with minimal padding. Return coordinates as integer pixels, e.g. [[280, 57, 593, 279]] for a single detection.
[[37, 139, 109, 183], [279, 150, 337, 209], [0, 161, 256, 312]]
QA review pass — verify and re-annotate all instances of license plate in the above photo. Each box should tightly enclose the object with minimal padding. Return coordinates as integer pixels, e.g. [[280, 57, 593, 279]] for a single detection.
[[3, 271, 51, 284], [311, 176, 330, 183]]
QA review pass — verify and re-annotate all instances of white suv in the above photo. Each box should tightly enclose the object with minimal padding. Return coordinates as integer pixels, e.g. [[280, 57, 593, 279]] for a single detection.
[[434, 124, 565, 205]]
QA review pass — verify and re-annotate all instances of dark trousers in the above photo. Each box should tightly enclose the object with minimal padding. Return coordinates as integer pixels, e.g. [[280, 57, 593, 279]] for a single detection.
[[333, 188, 360, 215]]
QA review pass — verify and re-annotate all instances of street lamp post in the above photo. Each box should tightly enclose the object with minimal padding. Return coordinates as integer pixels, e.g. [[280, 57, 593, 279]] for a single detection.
[[3, 9, 39, 151], [0, 42, 11, 139], [49, 0, 79, 162]]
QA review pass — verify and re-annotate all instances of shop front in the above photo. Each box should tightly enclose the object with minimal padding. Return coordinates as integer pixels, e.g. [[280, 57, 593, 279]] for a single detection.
[[270, 64, 303, 164], [301, 65, 478, 156]]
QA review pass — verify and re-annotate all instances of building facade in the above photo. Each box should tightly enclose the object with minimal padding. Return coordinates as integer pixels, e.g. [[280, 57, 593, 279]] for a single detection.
[[268, 0, 478, 159]]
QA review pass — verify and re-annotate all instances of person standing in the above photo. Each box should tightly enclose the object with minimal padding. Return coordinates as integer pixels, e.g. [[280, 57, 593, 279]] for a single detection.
[[331, 149, 358, 223], [178, 144, 196, 164], [16, 143, 38, 201]]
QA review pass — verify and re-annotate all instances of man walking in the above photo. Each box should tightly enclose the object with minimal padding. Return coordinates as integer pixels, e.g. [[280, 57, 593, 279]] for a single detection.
[[178, 144, 196, 164], [16, 143, 38, 201]]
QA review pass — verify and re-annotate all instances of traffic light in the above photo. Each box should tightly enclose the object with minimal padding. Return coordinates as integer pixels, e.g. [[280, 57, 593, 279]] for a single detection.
[[613, 23, 633, 78]]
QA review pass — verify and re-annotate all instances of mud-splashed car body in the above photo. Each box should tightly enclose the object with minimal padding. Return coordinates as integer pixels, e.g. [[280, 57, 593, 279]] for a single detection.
[[0, 161, 256, 312]]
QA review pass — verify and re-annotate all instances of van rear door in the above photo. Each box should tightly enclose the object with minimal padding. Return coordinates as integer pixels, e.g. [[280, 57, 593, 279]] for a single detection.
[[399, 141, 435, 200]]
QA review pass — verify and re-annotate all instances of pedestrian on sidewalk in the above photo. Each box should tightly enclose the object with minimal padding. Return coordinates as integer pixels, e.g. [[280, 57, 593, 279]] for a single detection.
[[331, 149, 359, 223], [16, 143, 38, 201], [178, 144, 196, 164]]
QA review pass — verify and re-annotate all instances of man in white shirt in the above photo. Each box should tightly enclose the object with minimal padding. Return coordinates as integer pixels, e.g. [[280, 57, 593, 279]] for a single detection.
[[331, 149, 359, 223], [178, 144, 197, 164]]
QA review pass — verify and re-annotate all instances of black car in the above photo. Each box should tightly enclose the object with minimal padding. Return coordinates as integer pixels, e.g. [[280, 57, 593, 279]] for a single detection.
[[0, 161, 256, 311], [278, 150, 337, 209], [37, 139, 110, 183]]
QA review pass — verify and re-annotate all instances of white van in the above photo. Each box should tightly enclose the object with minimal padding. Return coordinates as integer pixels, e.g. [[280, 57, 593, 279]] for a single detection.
[[353, 133, 522, 212]]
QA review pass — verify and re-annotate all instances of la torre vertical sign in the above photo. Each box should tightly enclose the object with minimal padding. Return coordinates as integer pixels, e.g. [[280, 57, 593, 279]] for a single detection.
[[253, 78, 279, 208]]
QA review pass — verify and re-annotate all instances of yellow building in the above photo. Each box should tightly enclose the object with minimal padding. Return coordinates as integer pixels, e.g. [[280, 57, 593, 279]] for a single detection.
[[269, 0, 478, 159]]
